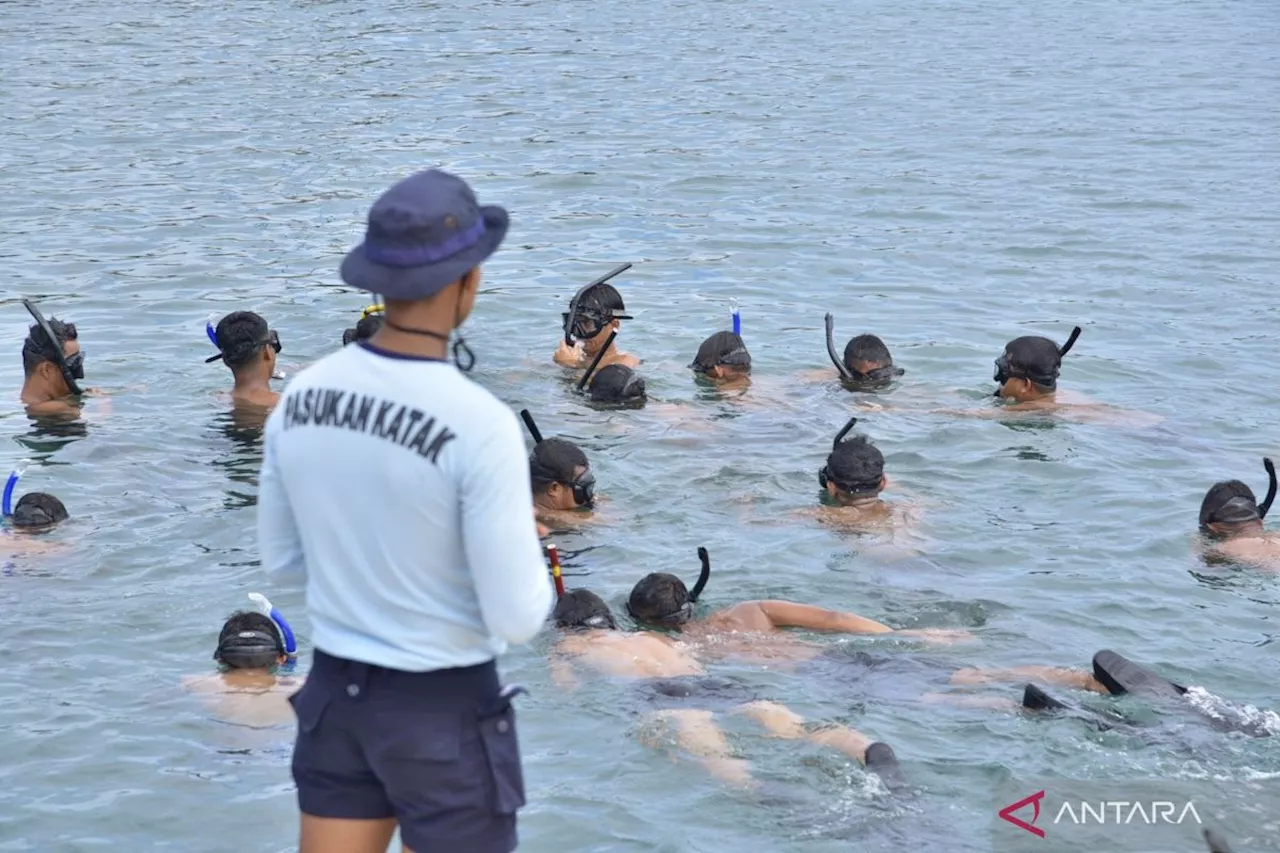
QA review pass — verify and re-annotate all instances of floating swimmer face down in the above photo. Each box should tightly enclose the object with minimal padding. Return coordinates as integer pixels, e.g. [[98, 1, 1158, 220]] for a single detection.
[[816, 418, 887, 503], [213, 611, 288, 670], [1199, 459, 1276, 539], [588, 364, 647, 407], [10, 493, 68, 531], [552, 589, 618, 630]]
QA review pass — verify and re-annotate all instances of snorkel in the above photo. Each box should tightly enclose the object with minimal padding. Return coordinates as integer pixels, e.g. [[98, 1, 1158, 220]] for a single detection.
[[22, 299, 83, 396], [817, 416, 859, 490], [546, 543, 566, 598], [732, 300, 742, 337], [577, 331, 619, 393], [247, 592, 297, 670], [563, 263, 633, 347], [2, 461, 27, 519], [825, 314, 855, 383], [522, 410, 597, 507], [1259, 458, 1276, 520]]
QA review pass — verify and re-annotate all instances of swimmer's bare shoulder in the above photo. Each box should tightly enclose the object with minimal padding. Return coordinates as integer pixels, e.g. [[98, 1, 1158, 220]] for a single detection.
[[1208, 537, 1280, 573]]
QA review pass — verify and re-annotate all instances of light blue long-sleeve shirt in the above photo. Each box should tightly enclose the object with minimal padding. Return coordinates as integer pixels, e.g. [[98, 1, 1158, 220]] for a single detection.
[[257, 342, 553, 672]]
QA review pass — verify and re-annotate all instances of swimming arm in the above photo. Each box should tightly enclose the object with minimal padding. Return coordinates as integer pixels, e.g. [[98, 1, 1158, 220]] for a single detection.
[[257, 410, 307, 580], [755, 601, 894, 634], [462, 409, 555, 646]]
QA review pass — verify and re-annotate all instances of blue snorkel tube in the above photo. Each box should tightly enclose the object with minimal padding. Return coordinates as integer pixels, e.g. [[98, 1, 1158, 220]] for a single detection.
[[3, 461, 29, 519], [731, 300, 741, 337], [248, 592, 297, 670], [205, 317, 219, 348]]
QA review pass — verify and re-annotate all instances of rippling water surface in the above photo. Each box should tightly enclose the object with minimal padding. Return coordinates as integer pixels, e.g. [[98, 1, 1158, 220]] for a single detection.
[[2, 0, 1279, 850]]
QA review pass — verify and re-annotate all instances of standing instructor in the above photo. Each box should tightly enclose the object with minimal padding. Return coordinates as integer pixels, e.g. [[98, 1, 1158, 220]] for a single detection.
[[258, 169, 553, 853]]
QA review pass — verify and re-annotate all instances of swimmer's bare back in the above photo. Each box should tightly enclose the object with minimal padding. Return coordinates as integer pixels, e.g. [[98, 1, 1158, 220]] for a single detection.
[[1205, 535, 1280, 573], [556, 630, 706, 680]]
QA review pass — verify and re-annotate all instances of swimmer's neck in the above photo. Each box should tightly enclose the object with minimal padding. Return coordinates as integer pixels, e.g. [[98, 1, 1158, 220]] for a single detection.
[[999, 388, 1056, 405], [219, 668, 279, 685], [832, 494, 884, 509], [1215, 521, 1267, 540], [231, 372, 278, 405]]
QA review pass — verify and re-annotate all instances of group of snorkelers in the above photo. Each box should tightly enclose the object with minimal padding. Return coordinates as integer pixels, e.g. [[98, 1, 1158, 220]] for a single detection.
[[9, 268, 1277, 832]]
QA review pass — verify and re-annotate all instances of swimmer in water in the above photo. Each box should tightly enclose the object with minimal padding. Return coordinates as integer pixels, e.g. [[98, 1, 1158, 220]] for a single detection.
[[991, 327, 1082, 407], [19, 301, 85, 420], [2, 465, 69, 559], [811, 314, 905, 390], [1197, 459, 1280, 572], [626, 548, 969, 666], [342, 305, 386, 345], [691, 331, 752, 388], [554, 274, 640, 371], [183, 599, 302, 728], [206, 311, 282, 410], [522, 409, 599, 531], [550, 589, 908, 791], [587, 363, 647, 407]]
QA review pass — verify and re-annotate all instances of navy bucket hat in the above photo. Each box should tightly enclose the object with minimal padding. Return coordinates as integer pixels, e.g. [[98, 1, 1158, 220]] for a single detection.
[[340, 169, 509, 301]]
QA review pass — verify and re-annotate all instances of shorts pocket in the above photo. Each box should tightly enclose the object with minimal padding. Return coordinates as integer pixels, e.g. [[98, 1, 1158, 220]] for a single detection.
[[477, 705, 526, 815], [288, 680, 330, 733]]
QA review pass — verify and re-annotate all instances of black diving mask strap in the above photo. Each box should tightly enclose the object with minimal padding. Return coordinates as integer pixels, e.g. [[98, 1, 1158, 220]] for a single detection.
[[1260, 457, 1277, 520], [824, 313, 855, 382]]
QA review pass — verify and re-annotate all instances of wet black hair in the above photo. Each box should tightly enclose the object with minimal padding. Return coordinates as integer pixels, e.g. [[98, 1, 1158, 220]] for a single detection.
[[530, 438, 589, 496], [214, 312, 272, 370], [826, 435, 885, 496], [22, 318, 77, 377], [589, 364, 647, 405], [627, 572, 691, 624], [692, 331, 751, 374], [343, 313, 385, 346], [1199, 480, 1261, 529], [552, 589, 618, 630], [11, 492, 68, 529], [577, 283, 626, 319], [215, 610, 285, 669], [1002, 336, 1064, 391], [843, 334, 893, 372]]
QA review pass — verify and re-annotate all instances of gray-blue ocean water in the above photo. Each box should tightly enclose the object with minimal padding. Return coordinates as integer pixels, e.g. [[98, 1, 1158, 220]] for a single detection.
[[2, 0, 1279, 850]]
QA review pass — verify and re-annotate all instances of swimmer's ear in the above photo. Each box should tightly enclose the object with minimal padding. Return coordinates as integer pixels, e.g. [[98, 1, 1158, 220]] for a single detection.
[[37, 360, 61, 383], [825, 480, 838, 498], [879, 475, 889, 491]]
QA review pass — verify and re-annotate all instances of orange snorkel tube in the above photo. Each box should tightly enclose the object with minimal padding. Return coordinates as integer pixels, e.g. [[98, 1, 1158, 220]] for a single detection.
[[546, 543, 565, 599]]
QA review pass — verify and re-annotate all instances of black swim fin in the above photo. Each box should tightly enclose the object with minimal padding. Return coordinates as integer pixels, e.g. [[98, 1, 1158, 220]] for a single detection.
[[864, 742, 909, 792], [1204, 827, 1233, 853], [1092, 650, 1187, 699], [1022, 683, 1070, 711]]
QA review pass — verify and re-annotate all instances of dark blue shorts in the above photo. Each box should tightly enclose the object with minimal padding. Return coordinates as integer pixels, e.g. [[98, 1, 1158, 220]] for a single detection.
[[288, 650, 525, 853]]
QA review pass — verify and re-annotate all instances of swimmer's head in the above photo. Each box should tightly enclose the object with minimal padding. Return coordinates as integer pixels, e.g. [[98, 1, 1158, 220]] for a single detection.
[[530, 438, 595, 510], [818, 421, 886, 504], [627, 572, 694, 626], [565, 283, 632, 356], [214, 610, 288, 670], [22, 316, 83, 397], [552, 589, 618, 630], [589, 364, 647, 406], [343, 313, 385, 346], [10, 492, 68, 531], [1199, 480, 1264, 538], [842, 334, 903, 388], [994, 327, 1081, 402], [208, 312, 281, 378], [691, 331, 752, 381]]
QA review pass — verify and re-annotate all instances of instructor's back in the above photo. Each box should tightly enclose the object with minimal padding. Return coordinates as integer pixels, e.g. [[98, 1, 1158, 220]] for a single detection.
[[258, 169, 553, 853]]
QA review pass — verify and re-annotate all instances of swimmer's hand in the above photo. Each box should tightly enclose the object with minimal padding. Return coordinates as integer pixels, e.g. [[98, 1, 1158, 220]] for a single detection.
[[893, 628, 975, 645], [554, 341, 584, 367]]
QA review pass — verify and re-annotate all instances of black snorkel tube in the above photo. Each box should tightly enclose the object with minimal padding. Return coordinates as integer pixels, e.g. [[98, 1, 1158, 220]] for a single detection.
[[824, 313, 855, 383], [1259, 457, 1277, 520], [1058, 325, 1083, 358], [576, 331, 618, 392], [519, 409, 544, 444], [22, 299, 83, 396], [564, 263, 633, 346], [690, 546, 711, 603]]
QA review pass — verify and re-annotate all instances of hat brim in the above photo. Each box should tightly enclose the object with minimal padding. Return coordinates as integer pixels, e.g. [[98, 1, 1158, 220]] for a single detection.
[[339, 205, 509, 301]]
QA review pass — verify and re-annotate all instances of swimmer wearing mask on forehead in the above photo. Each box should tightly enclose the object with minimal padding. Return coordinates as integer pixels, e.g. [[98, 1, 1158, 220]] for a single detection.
[[1, 462, 70, 561], [182, 593, 303, 728], [258, 169, 550, 853], [554, 264, 641, 372]]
